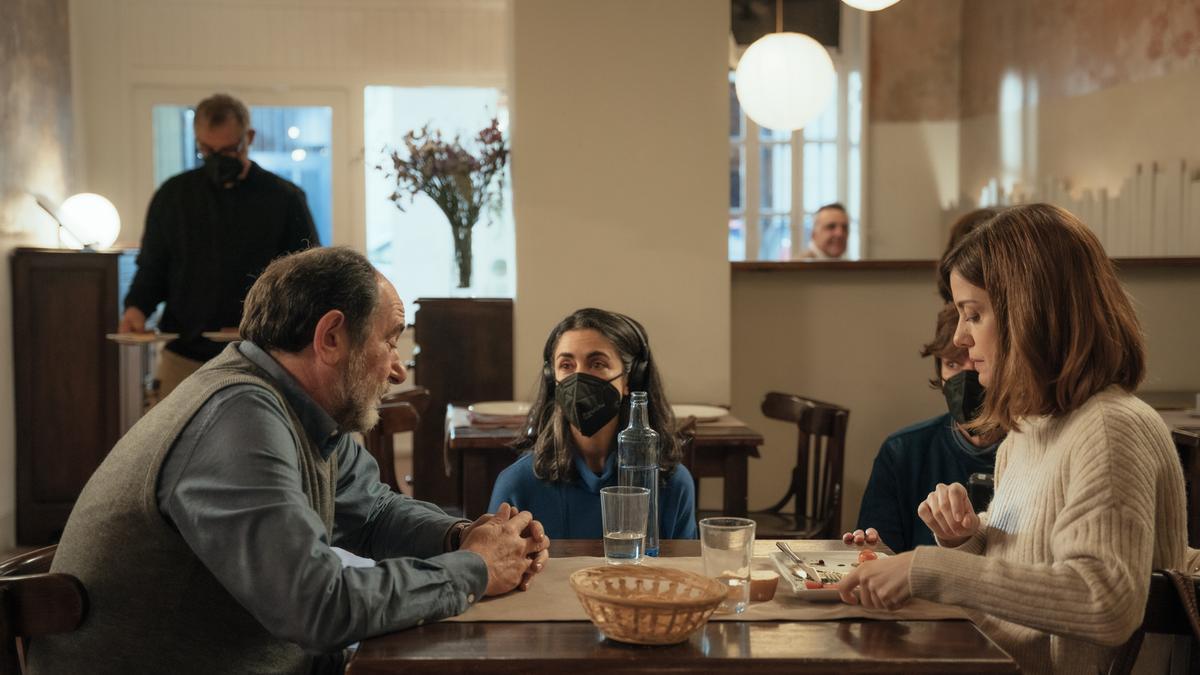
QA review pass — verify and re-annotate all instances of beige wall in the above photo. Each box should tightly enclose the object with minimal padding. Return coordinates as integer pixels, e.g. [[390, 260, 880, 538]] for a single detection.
[[0, 0, 75, 549], [509, 0, 731, 404], [731, 266, 1200, 531], [867, 120, 960, 259]]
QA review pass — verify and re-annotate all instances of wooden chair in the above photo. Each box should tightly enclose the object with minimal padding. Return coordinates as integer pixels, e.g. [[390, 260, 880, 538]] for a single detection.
[[747, 392, 849, 539], [1108, 570, 1200, 675], [0, 548, 55, 579], [363, 387, 431, 493], [0, 573, 87, 675]]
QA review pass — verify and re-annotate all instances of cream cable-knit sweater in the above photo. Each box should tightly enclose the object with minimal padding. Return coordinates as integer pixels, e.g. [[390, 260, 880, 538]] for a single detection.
[[909, 387, 1188, 675]]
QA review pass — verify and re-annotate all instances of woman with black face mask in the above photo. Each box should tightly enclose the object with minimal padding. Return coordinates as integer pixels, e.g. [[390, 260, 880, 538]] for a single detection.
[[487, 308, 697, 540], [846, 304, 1004, 553]]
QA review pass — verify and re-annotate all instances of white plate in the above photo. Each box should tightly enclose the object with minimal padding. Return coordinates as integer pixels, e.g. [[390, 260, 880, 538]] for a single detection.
[[769, 549, 890, 602], [671, 404, 728, 422], [768, 552, 840, 601], [202, 331, 240, 342], [106, 332, 179, 345], [468, 401, 531, 418]]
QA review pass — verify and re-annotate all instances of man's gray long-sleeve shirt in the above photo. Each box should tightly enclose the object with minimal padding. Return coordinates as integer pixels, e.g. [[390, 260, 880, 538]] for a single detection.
[[156, 341, 487, 652]]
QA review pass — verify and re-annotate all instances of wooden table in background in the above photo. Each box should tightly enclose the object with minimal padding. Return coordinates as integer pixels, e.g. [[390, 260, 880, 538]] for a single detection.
[[445, 406, 764, 519], [347, 540, 1017, 674]]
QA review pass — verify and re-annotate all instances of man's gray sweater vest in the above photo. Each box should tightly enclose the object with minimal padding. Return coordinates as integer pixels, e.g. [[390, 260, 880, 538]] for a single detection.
[[28, 346, 336, 675]]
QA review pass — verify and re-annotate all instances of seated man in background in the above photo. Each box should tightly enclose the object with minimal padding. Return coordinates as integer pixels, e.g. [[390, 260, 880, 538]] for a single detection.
[[798, 202, 850, 260], [850, 305, 1003, 552], [31, 247, 549, 675]]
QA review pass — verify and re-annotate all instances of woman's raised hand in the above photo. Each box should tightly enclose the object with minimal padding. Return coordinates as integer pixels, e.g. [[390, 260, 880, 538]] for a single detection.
[[841, 527, 881, 548], [916, 482, 979, 548]]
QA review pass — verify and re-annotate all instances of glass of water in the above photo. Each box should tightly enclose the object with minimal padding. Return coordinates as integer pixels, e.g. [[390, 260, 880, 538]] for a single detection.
[[699, 517, 756, 614], [600, 486, 650, 564]]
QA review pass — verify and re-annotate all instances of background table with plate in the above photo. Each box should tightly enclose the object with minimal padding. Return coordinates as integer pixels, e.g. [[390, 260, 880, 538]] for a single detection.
[[346, 539, 1018, 674], [445, 403, 764, 519]]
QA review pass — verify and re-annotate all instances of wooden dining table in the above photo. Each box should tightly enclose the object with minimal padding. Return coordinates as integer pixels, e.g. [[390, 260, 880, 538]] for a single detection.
[[444, 405, 764, 519], [346, 539, 1017, 674]]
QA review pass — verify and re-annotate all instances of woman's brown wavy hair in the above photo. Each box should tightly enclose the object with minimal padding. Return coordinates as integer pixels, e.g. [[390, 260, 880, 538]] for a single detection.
[[938, 203, 1145, 432]]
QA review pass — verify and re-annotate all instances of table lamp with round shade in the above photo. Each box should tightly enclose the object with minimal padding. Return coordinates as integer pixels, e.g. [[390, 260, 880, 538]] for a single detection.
[[735, 31, 835, 132], [57, 193, 121, 250], [842, 0, 902, 11]]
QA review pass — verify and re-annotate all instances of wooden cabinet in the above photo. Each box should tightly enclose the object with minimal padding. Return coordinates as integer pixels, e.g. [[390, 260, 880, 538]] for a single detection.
[[411, 298, 513, 511], [11, 248, 135, 544]]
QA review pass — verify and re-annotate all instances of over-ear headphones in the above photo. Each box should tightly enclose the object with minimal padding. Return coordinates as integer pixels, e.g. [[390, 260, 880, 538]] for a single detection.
[[541, 311, 651, 394]]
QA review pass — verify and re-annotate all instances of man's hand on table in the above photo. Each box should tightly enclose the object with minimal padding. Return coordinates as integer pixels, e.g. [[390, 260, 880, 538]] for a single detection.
[[460, 503, 550, 596]]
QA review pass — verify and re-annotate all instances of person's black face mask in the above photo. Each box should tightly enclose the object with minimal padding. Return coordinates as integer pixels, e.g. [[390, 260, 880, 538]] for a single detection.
[[943, 370, 985, 426], [555, 371, 623, 437], [204, 153, 243, 187]]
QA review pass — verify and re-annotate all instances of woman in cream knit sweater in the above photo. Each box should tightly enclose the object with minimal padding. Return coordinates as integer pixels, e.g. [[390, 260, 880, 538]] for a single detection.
[[840, 203, 1190, 675]]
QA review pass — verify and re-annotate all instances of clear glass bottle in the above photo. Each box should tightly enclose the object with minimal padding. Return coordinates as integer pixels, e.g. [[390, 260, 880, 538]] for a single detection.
[[618, 391, 660, 556]]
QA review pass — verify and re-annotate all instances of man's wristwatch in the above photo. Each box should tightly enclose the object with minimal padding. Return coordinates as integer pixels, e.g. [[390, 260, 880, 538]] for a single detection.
[[447, 520, 471, 551]]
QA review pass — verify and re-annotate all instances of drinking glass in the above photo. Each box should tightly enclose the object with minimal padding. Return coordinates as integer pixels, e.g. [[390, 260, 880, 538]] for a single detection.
[[699, 517, 756, 614], [600, 486, 650, 564]]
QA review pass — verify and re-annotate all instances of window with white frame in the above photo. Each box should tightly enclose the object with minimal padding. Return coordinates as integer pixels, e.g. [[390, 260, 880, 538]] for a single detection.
[[729, 48, 863, 261]]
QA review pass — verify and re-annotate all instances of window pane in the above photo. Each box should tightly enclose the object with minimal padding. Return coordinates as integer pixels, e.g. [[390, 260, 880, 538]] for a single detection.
[[363, 86, 514, 310], [152, 104, 333, 245], [820, 142, 838, 205], [758, 215, 791, 261], [760, 143, 791, 211], [759, 125, 790, 142], [847, 70, 862, 145], [728, 214, 746, 261], [730, 144, 744, 210], [803, 142, 820, 213], [804, 78, 839, 141]]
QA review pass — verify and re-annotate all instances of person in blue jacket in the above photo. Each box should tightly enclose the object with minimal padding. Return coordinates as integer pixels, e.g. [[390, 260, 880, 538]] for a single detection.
[[851, 304, 1004, 553], [488, 308, 697, 540]]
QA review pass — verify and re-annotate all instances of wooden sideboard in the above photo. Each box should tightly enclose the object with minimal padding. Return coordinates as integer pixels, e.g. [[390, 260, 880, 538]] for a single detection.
[[11, 248, 137, 544]]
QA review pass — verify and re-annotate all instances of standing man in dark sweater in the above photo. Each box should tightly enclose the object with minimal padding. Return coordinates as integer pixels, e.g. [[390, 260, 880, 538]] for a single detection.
[[119, 92, 319, 398], [851, 305, 1002, 553]]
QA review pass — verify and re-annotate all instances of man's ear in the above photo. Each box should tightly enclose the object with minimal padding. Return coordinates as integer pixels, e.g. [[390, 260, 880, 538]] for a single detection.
[[312, 309, 349, 366], [244, 128, 257, 150]]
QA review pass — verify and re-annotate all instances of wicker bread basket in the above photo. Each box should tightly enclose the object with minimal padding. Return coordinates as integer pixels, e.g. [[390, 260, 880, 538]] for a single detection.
[[569, 565, 727, 645]]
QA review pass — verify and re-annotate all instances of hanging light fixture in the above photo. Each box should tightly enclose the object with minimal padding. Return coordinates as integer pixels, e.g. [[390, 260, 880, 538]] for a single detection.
[[734, 0, 836, 132], [842, 0, 902, 11]]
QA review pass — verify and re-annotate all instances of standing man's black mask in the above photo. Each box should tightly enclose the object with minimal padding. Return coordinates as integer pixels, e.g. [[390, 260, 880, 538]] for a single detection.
[[555, 372, 623, 437], [942, 370, 986, 426], [204, 154, 243, 187]]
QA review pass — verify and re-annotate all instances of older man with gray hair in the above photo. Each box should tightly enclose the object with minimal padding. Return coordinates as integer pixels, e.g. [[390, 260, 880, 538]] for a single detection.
[[33, 247, 549, 675]]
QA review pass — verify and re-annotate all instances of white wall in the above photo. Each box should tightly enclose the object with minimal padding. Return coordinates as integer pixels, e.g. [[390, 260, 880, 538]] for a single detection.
[[509, 0, 731, 405], [69, 0, 509, 252], [867, 120, 960, 259]]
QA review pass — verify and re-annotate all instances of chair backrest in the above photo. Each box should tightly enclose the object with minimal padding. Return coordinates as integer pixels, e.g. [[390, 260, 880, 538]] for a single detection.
[[0, 548, 55, 579], [1108, 570, 1200, 675], [0, 573, 87, 675], [363, 387, 431, 493], [762, 392, 850, 537]]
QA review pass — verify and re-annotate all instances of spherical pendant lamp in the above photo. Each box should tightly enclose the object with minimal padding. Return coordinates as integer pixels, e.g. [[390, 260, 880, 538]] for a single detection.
[[842, 0, 902, 11], [735, 32, 836, 132]]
